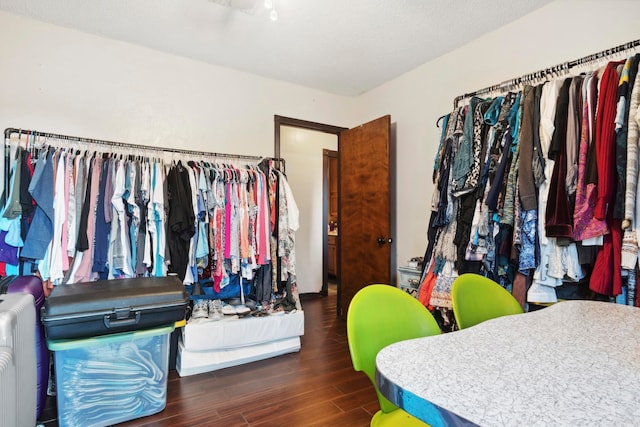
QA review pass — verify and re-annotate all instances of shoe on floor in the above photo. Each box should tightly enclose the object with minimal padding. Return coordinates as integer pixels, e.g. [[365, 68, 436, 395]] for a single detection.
[[234, 305, 250, 315], [191, 300, 209, 321], [221, 304, 237, 315], [208, 299, 223, 321]]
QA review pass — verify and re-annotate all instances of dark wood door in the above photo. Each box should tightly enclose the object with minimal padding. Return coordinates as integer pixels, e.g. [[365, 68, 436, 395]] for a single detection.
[[338, 115, 391, 319]]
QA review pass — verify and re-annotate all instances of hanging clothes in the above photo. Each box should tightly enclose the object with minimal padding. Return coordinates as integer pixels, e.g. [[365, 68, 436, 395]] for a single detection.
[[277, 170, 299, 282], [624, 59, 640, 232], [574, 71, 608, 242], [590, 61, 626, 296], [22, 148, 54, 261], [166, 162, 195, 281], [0, 135, 295, 307], [424, 51, 640, 310], [545, 78, 573, 239]]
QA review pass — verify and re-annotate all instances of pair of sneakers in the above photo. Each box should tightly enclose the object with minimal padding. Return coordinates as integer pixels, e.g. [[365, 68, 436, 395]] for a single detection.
[[190, 299, 223, 322]]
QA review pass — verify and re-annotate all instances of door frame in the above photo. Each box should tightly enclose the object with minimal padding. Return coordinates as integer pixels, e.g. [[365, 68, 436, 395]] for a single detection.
[[274, 115, 347, 298]]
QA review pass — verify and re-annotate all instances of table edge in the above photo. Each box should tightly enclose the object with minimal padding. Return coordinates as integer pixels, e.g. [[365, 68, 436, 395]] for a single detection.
[[375, 367, 479, 427]]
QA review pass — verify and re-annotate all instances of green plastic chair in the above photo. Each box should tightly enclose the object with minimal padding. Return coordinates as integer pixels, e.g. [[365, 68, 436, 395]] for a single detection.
[[347, 284, 441, 427], [451, 273, 524, 330]]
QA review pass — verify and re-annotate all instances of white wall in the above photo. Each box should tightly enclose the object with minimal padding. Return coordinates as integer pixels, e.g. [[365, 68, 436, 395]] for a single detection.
[[280, 126, 337, 293], [0, 10, 356, 294], [357, 0, 640, 271], [0, 11, 357, 155]]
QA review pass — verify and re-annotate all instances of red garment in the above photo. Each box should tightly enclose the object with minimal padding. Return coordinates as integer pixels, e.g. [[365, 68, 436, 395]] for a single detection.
[[590, 62, 625, 297], [590, 219, 623, 296], [418, 262, 437, 310], [594, 61, 625, 220]]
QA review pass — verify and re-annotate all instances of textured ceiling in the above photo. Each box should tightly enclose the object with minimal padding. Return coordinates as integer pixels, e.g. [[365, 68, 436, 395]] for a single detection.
[[0, 0, 553, 96]]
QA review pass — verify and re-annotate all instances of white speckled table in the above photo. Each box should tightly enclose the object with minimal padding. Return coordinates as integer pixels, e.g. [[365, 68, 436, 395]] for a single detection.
[[376, 300, 640, 427]]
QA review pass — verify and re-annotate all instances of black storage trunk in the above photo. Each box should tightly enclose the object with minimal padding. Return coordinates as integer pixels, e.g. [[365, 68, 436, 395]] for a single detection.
[[41, 277, 188, 341]]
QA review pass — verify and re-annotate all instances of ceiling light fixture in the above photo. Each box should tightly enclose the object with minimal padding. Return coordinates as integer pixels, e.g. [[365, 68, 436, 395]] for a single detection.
[[264, 0, 277, 21], [209, 0, 277, 21]]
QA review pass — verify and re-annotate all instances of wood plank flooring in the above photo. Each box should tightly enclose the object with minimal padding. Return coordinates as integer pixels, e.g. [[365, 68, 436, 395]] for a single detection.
[[39, 289, 378, 427]]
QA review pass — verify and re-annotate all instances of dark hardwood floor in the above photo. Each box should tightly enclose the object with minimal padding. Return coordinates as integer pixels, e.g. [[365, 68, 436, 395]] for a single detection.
[[39, 285, 378, 426]]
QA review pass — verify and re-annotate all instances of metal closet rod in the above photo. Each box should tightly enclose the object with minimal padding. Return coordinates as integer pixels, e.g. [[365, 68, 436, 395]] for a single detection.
[[453, 38, 640, 108], [3, 127, 284, 165]]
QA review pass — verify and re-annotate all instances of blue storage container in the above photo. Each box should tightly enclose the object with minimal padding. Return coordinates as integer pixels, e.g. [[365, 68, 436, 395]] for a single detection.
[[48, 325, 173, 427]]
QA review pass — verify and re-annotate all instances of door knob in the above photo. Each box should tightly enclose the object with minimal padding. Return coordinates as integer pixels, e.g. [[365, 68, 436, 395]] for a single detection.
[[377, 237, 393, 245]]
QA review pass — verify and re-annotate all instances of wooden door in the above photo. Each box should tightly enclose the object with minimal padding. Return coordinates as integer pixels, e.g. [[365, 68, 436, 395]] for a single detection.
[[338, 115, 391, 319]]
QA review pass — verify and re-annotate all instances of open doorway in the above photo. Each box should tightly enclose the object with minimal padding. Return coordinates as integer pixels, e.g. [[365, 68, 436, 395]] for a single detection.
[[274, 116, 346, 298], [324, 149, 338, 296]]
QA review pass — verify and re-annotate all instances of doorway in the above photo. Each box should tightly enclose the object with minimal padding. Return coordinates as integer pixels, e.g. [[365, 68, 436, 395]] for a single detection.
[[325, 149, 338, 296], [275, 115, 394, 319], [274, 116, 346, 298]]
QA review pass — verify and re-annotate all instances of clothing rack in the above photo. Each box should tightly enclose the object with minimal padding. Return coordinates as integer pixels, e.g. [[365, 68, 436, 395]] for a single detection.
[[3, 127, 285, 205], [3, 127, 283, 164], [453, 38, 640, 108]]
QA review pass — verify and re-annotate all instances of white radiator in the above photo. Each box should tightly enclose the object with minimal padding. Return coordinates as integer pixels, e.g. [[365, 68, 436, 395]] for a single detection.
[[0, 346, 17, 427], [0, 293, 36, 427]]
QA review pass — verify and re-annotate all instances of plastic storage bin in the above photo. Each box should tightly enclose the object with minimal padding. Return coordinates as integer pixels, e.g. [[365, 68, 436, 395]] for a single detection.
[[48, 325, 174, 427]]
